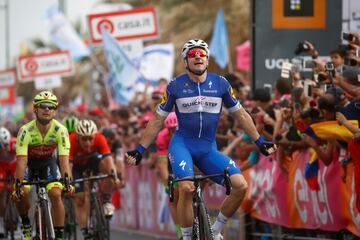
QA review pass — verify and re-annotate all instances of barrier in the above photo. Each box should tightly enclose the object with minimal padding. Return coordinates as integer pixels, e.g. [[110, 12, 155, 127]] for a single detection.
[[111, 149, 360, 238]]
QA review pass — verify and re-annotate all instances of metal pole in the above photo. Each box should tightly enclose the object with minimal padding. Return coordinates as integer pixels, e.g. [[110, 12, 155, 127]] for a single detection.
[[58, 0, 66, 15], [5, 0, 10, 68]]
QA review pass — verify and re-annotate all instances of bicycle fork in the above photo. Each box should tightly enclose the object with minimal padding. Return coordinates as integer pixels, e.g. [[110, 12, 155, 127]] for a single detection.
[[37, 187, 55, 239], [193, 182, 215, 240]]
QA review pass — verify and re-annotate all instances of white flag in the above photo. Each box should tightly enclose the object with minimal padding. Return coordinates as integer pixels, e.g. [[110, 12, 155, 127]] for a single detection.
[[139, 44, 174, 83], [44, 5, 90, 60], [102, 30, 144, 105]]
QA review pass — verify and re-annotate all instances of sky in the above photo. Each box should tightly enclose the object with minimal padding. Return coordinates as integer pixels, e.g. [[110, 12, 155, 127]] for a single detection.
[[0, 0, 101, 69]]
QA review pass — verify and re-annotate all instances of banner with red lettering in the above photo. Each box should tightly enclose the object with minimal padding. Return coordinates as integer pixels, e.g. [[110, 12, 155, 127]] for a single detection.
[[112, 149, 360, 237], [241, 150, 360, 237]]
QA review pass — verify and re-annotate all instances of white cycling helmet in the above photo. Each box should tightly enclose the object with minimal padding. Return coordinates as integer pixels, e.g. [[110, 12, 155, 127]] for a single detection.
[[76, 119, 98, 137], [181, 39, 210, 59], [0, 127, 11, 147]]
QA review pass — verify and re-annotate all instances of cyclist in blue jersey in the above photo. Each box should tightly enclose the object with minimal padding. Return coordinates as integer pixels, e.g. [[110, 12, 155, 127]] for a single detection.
[[125, 39, 277, 240]]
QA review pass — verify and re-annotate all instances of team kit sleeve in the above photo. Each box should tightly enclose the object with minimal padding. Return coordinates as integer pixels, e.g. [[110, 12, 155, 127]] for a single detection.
[[15, 127, 30, 157], [96, 133, 112, 155], [157, 81, 176, 117], [220, 76, 242, 112], [57, 126, 70, 156]]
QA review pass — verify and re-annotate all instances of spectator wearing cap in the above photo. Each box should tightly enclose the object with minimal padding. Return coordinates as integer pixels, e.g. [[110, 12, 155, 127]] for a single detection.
[[89, 107, 110, 129], [325, 85, 349, 108], [334, 66, 360, 98]]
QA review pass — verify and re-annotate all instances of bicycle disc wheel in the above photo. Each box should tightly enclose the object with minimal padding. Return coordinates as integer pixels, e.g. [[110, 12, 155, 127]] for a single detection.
[[198, 202, 214, 240]]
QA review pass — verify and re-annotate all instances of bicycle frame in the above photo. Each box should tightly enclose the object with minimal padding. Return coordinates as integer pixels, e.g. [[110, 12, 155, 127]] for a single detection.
[[168, 167, 232, 240], [72, 172, 115, 240], [16, 176, 61, 240]]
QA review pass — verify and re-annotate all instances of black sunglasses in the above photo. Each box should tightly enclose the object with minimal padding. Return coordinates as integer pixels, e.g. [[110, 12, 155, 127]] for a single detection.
[[37, 103, 56, 110]]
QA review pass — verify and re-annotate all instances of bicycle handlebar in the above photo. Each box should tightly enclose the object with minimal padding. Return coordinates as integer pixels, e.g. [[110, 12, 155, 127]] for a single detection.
[[71, 170, 116, 184], [168, 167, 232, 202]]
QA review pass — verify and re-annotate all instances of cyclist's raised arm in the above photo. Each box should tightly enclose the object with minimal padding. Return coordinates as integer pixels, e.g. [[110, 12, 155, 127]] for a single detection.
[[232, 108, 260, 141], [139, 113, 166, 149]]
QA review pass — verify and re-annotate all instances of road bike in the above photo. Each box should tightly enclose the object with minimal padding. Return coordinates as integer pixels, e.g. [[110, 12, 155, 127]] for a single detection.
[[0, 170, 19, 240], [71, 171, 115, 240], [14, 171, 68, 240], [168, 167, 232, 240]]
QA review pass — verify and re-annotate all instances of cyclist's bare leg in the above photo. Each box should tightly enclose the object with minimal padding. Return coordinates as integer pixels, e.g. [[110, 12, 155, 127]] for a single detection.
[[74, 193, 89, 229], [48, 187, 65, 226], [220, 174, 247, 217], [157, 160, 180, 223], [177, 181, 195, 227], [15, 187, 30, 215], [212, 173, 247, 235]]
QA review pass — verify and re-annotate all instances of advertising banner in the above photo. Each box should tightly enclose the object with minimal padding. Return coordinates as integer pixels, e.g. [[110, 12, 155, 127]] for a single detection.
[[242, 150, 360, 237], [252, 0, 342, 89], [0, 69, 16, 88], [112, 150, 360, 237], [17, 51, 73, 82], [88, 6, 159, 44]]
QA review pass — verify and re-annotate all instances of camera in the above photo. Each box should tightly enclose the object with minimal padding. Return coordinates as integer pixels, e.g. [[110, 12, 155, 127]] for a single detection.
[[294, 42, 310, 55], [317, 72, 328, 82], [342, 32, 354, 42], [325, 62, 336, 78]]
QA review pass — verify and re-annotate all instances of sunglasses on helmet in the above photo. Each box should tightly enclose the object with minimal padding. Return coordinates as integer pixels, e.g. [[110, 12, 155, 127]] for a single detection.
[[187, 48, 207, 58], [37, 103, 57, 110]]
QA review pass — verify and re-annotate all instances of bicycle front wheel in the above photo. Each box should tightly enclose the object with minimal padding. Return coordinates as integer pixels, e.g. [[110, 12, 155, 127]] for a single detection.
[[4, 194, 19, 240], [89, 195, 109, 240], [63, 197, 77, 240], [41, 199, 55, 239], [197, 202, 214, 240]]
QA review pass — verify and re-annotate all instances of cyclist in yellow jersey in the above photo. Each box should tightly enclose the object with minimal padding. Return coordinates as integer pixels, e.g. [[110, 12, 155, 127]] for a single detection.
[[12, 91, 73, 240]]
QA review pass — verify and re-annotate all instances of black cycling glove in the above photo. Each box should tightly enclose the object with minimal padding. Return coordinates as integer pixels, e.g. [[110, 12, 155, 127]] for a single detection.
[[254, 135, 277, 156], [127, 144, 146, 165]]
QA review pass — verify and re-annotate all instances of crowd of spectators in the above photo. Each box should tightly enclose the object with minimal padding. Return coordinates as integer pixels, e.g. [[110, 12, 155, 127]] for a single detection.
[[1, 31, 359, 238]]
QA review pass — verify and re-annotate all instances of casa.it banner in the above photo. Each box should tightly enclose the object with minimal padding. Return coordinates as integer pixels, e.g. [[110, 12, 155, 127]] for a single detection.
[[238, 150, 360, 237]]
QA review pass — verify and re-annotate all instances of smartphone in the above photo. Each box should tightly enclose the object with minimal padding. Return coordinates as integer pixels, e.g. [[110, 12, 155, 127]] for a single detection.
[[303, 59, 316, 69], [263, 83, 272, 95], [323, 84, 331, 92], [342, 32, 354, 42], [281, 62, 293, 79], [303, 80, 312, 97], [325, 62, 336, 77]]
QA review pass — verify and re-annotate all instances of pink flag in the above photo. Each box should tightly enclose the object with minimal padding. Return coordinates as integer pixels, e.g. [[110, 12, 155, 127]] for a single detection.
[[236, 40, 250, 71]]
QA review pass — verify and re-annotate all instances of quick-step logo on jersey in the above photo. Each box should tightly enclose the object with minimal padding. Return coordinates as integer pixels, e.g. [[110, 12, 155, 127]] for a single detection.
[[176, 96, 222, 114]]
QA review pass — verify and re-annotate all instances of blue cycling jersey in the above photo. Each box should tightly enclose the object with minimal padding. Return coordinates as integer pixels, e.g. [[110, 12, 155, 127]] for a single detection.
[[157, 73, 241, 141]]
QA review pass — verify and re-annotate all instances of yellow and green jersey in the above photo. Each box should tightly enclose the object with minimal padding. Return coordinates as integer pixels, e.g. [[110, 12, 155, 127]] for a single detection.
[[16, 119, 70, 162]]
